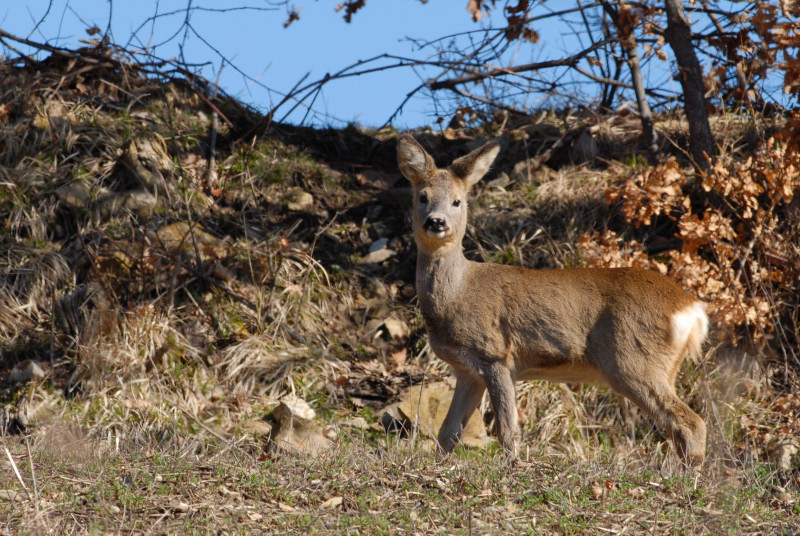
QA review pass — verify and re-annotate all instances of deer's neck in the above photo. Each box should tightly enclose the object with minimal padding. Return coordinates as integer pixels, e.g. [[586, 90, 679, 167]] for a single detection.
[[416, 245, 470, 322]]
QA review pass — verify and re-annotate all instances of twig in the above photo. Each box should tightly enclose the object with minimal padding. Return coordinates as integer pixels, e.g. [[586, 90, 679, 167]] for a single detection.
[[190, 86, 235, 130], [0, 28, 73, 59], [447, 86, 527, 114], [26, 438, 41, 519], [384, 81, 428, 127], [236, 71, 309, 143], [207, 59, 225, 190], [410, 370, 426, 456], [179, 407, 229, 443], [5, 447, 32, 501]]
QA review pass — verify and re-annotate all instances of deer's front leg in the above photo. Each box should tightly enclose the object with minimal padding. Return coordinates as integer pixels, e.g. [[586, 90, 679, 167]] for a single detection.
[[438, 370, 486, 453], [483, 361, 519, 458]]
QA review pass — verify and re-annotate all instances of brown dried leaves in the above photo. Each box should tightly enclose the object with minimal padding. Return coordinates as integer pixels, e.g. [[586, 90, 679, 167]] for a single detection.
[[605, 158, 689, 228]]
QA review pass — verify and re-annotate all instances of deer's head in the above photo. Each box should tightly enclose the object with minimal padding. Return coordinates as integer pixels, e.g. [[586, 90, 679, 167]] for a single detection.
[[397, 134, 500, 252]]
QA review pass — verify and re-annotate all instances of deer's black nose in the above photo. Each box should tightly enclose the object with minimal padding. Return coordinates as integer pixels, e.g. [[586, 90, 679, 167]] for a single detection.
[[424, 217, 447, 233]]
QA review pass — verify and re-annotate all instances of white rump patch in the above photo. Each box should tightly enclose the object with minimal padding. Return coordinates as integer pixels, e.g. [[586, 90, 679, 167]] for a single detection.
[[670, 302, 709, 359]]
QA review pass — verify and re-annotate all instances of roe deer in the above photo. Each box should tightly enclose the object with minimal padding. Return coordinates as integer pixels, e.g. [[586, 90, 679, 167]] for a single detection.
[[397, 134, 708, 468]]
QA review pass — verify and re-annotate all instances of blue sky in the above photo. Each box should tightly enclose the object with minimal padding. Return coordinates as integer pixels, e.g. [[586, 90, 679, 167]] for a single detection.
[[1, 0, 597, 128], [3, 2, 785, 129]]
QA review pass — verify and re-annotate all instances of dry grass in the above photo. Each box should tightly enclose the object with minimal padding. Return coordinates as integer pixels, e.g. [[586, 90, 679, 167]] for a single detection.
[[0, 47, 798, 533], [2, 419, 797, 535]]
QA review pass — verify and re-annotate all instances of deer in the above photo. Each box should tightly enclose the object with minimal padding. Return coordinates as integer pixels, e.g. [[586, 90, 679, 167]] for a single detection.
[[397, 133, 708, 468]]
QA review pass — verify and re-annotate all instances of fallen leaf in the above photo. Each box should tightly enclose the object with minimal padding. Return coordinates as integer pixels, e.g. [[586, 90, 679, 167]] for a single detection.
[[341, 416, 369, 430], [218, 484, 242, 501], [389, 348, 407, 368], [591, 481, 603, 501], [320, 495, 343, 509]]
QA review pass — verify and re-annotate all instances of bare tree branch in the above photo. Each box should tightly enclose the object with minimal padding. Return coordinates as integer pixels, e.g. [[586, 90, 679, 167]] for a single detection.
[[428, 37, 616, 91]]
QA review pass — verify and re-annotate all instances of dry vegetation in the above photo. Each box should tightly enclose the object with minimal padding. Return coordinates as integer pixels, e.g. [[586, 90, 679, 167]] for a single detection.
[[1, 47, 799, 534]]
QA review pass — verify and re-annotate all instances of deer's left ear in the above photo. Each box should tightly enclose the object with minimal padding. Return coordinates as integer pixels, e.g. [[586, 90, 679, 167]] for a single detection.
[[449, 141, 501, 188]]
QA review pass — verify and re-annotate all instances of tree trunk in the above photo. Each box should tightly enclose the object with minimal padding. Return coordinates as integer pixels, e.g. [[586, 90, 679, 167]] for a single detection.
[[663, 0, 715, 171], [604, 1, 658, 157], [625, 40, 659, 156]]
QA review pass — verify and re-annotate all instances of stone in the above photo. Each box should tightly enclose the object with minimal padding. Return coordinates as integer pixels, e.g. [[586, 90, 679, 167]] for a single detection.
[[147, 221, 228, 261], [9, 360, 47, 383], [284, 188, 315, 212], [359, 238, 396, 264], [241, 419, 272, 438], [56, 182, 93, 209], [379, 404, 410, 436], [97, 190, 159, 219], [273, 395, 316, 422], [369, 237, 390, 253], [120, 133, 173, 195], [381, 317, 408, 340], [570, 130, 598, 164], [768, 438, 799, 471], [341, 416, 370, 430], [510, 160, 532, 183], [511, 160, 557, 184], [356, 170, 402, 190], [267, 396, 332, 456]]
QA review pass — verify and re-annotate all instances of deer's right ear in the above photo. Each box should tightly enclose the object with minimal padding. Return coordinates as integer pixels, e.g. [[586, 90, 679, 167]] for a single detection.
[[397, 134, 436, 186]]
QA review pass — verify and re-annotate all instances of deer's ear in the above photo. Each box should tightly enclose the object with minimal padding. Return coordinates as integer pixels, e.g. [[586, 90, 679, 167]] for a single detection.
[[397, 134, 436, 186], [450, 141, 500, 188]]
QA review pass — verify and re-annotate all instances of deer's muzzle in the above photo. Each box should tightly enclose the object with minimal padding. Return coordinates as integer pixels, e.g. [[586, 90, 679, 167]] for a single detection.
[[424, 216, 448, 236]]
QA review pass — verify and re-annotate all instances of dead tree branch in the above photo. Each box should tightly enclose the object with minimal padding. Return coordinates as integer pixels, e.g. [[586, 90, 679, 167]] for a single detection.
[[428, 37, 616, 91]]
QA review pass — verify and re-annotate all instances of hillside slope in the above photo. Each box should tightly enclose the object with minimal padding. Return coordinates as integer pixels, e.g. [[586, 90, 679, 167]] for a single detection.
[[1, 46, 798, 533]]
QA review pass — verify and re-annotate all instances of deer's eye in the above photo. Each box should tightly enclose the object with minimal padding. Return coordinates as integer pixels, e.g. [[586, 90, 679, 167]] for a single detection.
[[419, 193, 429, 204], [453, 199, 461, 207]]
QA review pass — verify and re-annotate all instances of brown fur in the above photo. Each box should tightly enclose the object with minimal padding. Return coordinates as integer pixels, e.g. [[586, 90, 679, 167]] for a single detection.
[[397, 134, 708, 468]]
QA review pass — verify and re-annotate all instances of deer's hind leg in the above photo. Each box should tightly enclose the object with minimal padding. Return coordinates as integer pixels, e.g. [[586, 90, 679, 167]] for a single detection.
[[613, 377, 706, 468], [593, 335, 706, 468]]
